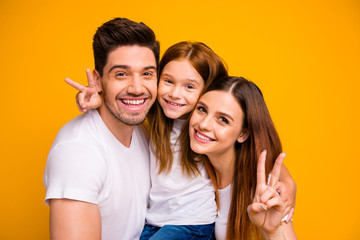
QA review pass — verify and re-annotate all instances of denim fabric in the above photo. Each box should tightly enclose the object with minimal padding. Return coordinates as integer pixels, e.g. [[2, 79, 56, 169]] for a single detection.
[[140, 223, 215, 240]]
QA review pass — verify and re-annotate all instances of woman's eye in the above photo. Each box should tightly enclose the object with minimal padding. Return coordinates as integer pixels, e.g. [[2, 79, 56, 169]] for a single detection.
[[197, 106, 206, 113], [219, 117, 229, 124], [165, 79, 173, 84]]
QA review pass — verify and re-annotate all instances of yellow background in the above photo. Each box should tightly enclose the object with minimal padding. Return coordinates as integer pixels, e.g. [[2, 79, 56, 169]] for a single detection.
[[1, 0, 359, 239]]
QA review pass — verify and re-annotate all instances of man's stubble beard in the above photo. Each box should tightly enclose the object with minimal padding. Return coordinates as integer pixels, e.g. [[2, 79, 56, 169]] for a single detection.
[[103, 94, 151, 126]]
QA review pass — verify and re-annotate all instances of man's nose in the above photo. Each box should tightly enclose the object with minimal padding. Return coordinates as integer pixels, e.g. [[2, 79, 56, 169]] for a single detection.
[[128, 75, 143, 95]]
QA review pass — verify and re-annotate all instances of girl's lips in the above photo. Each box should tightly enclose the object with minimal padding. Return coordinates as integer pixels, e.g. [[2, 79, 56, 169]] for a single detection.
[[164, 99, 185, 109], [194, 129, 215, 143]]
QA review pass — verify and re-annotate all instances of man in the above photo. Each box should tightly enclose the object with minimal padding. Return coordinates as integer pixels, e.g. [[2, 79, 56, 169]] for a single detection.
[[43, 18, 159, 239]]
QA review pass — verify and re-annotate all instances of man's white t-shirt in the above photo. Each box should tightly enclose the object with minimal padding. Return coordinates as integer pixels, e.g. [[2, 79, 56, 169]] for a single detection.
[[43, 110, 150, 240], [145, 119, 217, 226]]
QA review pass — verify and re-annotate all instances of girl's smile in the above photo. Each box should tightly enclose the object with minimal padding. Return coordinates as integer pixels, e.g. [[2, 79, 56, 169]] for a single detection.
[[157, 59, 204, 119]]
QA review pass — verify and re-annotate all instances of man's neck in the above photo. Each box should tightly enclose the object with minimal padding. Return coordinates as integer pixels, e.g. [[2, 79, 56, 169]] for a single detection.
[[97, 108, 135, 148]]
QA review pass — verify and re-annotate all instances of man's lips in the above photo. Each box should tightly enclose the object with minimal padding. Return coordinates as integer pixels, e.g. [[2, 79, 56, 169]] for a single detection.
[[194, 129, 215, 143], [121, 99, 146, 105], [118, 98, 148, 110]]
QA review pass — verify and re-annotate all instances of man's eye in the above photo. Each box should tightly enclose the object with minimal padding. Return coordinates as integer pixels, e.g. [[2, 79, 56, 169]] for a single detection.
[[144, 72, 153, 76], [116, 72, 126, 77]]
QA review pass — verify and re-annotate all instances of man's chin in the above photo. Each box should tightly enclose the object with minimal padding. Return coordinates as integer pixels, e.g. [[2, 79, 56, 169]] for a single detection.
[[118, 114, 147, 126]]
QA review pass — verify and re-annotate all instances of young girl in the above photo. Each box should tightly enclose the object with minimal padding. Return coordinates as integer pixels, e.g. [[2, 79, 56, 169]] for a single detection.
[[66, 42, 296, 239], [140, 41, 228, 239], [181, 76, 297, 239]]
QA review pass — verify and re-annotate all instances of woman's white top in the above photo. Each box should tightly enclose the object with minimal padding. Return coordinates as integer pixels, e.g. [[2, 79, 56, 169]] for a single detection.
[[145, 119, 217, 226], [215, 184, 232, 240]]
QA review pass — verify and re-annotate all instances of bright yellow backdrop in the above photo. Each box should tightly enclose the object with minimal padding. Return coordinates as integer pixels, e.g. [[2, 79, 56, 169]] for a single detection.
[[1, 0, 359, 239]]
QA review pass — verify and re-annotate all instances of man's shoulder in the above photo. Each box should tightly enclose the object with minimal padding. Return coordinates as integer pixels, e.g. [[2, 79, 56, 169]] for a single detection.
[[54, 110, 101, 144]]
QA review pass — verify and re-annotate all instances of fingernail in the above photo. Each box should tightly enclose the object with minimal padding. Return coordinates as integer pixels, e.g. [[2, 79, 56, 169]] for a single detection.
[[260, 204, 267, 211], [262, 149, 267, 153]]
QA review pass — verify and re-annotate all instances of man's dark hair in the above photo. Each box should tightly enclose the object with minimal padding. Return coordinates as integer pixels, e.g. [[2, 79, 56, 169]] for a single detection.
[[93, 18, 160, 76]]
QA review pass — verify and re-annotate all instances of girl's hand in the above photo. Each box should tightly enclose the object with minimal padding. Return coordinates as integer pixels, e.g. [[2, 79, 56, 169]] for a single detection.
[[247, 151, 286, 239], [65, 69, 102, 112]]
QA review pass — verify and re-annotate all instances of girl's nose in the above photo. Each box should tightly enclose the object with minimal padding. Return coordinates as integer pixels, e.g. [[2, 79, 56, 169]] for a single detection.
[[169, 86, 181, 99]]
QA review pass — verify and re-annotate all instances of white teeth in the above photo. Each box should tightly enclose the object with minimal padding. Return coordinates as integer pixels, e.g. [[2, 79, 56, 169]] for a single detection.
[[167, 101, 183, 107], [196, 131, 212, 141], [122, 99, 145, 105]]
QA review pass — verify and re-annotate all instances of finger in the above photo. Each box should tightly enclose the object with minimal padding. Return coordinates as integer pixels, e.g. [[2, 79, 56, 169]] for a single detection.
[[283, 206, 291, 217], [248, 202, 268, 214], [65, 78, 87, 92], [275, 182, 289, 202], [265, 195, 283, 210], [257, 150, 267, 186], [269, 152, 286, 187], [77, 92, 87, 112], [86, 69, 95, 88], [287, 208, 295, 223], [84, 100, 101, 110], [260, 187, 279, 204]]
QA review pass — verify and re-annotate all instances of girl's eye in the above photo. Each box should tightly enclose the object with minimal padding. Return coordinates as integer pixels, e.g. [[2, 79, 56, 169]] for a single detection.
[[219, 117, 229, 124], [186, 84, 195, 89]]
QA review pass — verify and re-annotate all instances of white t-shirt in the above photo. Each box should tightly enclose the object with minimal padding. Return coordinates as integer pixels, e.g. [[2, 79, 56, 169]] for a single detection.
[[145, 119, 217, 226], [43, 110, 150, 240], [215, 184, 232, 240]]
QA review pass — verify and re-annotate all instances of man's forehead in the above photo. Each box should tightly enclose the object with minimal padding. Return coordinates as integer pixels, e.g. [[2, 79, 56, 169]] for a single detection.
[[107, 45, 156, 63]]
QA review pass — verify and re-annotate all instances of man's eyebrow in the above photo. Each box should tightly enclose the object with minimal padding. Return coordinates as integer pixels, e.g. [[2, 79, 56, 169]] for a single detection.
[[108, 65, 129, 73], [108, 65, 156, 73], [144, 66, 156, 71]]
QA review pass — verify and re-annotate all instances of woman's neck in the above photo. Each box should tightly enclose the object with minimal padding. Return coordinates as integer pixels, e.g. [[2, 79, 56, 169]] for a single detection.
[[208, 150, 236, 189]]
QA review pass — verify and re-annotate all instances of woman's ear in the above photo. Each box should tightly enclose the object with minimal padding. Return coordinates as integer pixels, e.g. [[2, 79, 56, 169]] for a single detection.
[[93, 69, 103, 92], [237, 130, 249, 143]]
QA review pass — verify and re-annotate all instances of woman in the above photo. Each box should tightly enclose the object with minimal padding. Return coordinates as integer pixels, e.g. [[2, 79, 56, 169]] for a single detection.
[[180, 76, 297, 239]]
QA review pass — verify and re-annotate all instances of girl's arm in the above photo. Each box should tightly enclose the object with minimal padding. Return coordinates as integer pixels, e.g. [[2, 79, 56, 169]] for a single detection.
[[65, 69, 102, 112]]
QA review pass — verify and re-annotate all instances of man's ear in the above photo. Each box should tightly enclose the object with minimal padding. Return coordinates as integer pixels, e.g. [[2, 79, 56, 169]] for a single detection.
[[93, 69, 103, 92], [237, 129, 249, 143]]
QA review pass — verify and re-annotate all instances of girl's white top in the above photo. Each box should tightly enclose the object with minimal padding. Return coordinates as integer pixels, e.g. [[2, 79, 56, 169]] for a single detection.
[[145, 119, 217, 226]]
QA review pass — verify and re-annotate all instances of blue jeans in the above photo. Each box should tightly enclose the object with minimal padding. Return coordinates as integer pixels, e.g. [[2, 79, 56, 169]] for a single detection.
[[140, 223, 215, 240]]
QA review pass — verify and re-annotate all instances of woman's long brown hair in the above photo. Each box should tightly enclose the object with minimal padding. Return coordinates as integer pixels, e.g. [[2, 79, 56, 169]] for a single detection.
[[145, 41, 228, 176], [180, 76, 282, 239]]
